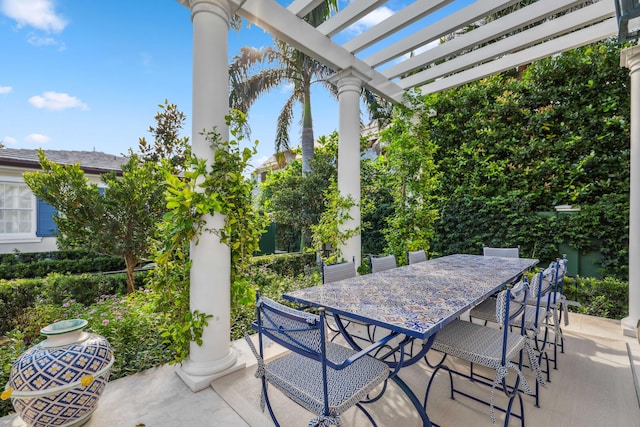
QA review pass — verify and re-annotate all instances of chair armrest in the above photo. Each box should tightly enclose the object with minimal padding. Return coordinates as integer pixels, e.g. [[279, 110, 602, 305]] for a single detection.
[[328, 331, 399, 370]]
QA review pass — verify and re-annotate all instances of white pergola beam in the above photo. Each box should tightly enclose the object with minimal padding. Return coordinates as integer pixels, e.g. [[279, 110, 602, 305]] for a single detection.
[[363, 0, 522, 68], [417, 18, 618, 96], [341, 0, 454, 54], [399, 1, 615, 90], [383, 0, 586, 80], [317, 0, 386, 37]]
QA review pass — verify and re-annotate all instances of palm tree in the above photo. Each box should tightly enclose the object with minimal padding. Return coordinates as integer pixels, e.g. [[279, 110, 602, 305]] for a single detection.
[[229, 1, 391, 176], [229, 41, 337, 175], [230, 1, 338, 176]]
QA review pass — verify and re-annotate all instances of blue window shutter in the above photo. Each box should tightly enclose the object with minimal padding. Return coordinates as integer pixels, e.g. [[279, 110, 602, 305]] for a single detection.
[[36, 198, 58, 237], [98, 187, 105, 195]]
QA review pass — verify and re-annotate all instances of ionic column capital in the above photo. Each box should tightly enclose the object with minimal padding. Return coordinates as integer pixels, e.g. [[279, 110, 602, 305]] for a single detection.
[[180, 0, 233, 26], [330, 68, 371, 95], [621, 44, 640, 71]]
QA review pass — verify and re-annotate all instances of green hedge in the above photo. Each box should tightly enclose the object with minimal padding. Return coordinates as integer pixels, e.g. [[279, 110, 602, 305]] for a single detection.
[[0, 252, 313, 337], [0, 250, 126, 280], [564, 276, 628, 319], [251, 252, 317, 277], [425, 41, 630, 279]]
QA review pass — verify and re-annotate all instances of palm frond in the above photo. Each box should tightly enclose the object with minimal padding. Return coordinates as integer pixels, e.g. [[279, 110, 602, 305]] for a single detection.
[[304, 0, 338, 27], [362, 89, 393, 128], [230, 68, 286, 111], [316, 79, 338, 100], [275, 97, 296, 153]]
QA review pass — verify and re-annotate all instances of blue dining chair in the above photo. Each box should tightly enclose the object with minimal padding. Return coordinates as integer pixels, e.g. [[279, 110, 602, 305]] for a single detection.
[[407, 249, 427, 265], [469, 272, 553, 407], [424, 281, 546, 427], [482, 246, 520, 258], [322, 258, 357, 284], [369, 254, 397, 273], [321, 258, 360, 341], [527, 256, 579, 369], [244, 295, 391, 427]]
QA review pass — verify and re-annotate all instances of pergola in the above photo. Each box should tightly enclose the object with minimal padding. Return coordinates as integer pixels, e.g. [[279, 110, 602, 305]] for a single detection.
[[175, 0, 639, 392]]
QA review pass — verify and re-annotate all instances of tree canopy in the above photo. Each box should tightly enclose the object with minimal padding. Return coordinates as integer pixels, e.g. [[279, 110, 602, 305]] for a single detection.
[[24, 152, 163, 293]]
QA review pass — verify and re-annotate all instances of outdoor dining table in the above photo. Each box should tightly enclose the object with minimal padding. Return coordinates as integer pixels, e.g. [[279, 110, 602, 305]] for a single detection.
[[283, 253, 538, 427]]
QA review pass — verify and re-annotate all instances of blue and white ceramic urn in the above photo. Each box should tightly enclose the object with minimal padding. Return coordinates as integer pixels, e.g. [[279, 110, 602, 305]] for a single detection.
[[3, 319, 114, 427]]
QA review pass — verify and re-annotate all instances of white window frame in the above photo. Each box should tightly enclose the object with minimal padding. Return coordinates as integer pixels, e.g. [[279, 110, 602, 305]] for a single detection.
[[0, 177, 40, 243]]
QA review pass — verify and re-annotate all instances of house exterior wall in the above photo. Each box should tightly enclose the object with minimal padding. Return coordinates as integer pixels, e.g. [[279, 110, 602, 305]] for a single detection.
[[0, 165, 104, 254]]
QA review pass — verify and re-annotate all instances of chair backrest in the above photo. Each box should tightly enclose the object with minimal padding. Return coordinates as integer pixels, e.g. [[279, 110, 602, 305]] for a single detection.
[[253, 295, 331, 415], [255, 296, 325, 361], [555, 255, 568, 291], [369, 254, 397, 273], [483, 246, 520, 258], [528, 270, 552, 327], [322, 259, 357, 284], [407, 249, 427, 265], [546, 255, 569, 305], [538, 263, 556, 296], [495, 281, 528, 364]]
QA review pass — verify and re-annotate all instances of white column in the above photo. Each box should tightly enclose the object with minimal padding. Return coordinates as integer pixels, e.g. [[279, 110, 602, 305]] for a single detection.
[[621, 45, 640, 340], [176, 0, 239, 391], [330, 69, 369, 265]]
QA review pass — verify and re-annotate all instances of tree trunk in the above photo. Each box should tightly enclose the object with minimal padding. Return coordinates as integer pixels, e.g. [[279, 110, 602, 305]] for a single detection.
[[301, 86, 315, 176], [124, 252, 137, 294]]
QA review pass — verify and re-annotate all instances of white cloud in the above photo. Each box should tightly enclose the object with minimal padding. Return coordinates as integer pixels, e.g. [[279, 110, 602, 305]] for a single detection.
[[28, 91, 89, 111], [346, 6, 394, 35], [1, 136, 17, 145], [25, 133, 51, 144], [1, 0, 67, 33], [27, 33, 55, 45], [0, 86, 12, 94]]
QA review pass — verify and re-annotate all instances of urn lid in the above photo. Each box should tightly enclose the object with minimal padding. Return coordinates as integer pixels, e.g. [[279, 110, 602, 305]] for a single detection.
[[41, 318, 88, 335], [40, 319, 89, 348]]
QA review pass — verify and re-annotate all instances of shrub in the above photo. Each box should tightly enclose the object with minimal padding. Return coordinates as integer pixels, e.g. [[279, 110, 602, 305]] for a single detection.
[[230, 264, 320, 340], [0, 250, 126, 280], [250, 252, 317, 277], [0, 331, 25, 417], [0, 272, 147, 335], [564, 276, 628, 319], [0, 279, 46, 336]]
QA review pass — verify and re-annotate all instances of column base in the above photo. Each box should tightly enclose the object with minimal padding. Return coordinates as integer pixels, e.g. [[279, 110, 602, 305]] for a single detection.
[[621, 316, 640, 341], [176, 348, 243, 392]]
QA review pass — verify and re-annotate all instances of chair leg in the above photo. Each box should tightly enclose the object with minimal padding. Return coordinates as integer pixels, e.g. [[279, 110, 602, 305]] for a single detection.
[[532, 328, 552, 384], [424, 363, 455, 411], [502, 387, 525, 427], [424, 350, 448, 369], [355, 402, 379, 426], [262, 379, 281, 427]]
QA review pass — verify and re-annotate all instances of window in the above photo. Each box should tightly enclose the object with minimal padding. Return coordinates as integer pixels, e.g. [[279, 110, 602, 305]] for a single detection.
[[0, 181, 36, 238]]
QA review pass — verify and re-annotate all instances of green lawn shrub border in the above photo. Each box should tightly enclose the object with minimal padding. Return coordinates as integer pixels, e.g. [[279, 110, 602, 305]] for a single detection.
[[564, 276, 628, 320], [0, 250, 126, 280], [251, 252, 317, 277]]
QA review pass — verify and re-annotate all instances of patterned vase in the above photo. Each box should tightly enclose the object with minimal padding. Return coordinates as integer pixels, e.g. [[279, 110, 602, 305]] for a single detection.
[[2, 319, 114, 427]]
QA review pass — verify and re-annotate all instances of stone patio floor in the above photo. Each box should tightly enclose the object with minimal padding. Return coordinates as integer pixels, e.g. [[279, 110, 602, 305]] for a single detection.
[[2, 312, 639, 427]]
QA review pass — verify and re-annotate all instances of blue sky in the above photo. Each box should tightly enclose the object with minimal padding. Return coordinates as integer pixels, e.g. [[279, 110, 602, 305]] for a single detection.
[[0, 0, 469, 170]]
